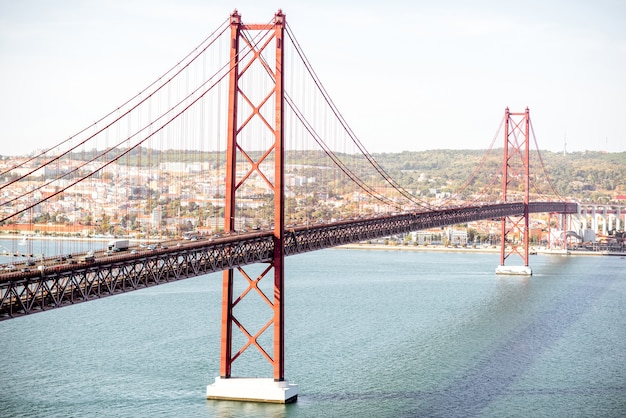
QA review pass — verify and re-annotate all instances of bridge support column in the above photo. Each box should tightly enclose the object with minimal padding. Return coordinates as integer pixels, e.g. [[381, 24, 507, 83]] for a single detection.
[[562, 213, 569, 251], [207, 9, 297, 404], [496, 107, 532, 276], [591, 206, 598, 234]]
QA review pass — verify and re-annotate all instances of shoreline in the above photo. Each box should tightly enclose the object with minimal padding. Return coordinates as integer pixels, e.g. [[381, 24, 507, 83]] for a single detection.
[[0, 234, 158, 243], [338, 243, 500, 253], [0, 235, 622, 257], [338, 243, 625, 257]]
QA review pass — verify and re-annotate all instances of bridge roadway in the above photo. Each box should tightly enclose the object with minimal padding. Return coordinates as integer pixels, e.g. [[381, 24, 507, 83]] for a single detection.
[[0, 201, 577, 320]]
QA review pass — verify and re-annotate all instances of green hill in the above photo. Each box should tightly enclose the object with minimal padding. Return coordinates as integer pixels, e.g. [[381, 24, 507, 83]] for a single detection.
[[369, 149, 625, 202]]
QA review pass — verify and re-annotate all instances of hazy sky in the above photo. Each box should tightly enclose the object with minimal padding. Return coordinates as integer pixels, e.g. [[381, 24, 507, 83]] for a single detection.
[[1, 0, 624, 156]]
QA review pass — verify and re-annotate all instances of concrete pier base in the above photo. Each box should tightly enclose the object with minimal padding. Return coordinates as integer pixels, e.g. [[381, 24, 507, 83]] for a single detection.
[[496, 265, 532, 276], [206, 377, 298, 404]]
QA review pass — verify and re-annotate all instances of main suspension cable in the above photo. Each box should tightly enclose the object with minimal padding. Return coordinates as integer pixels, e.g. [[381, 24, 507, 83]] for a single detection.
[[0, 17, 231, 185]]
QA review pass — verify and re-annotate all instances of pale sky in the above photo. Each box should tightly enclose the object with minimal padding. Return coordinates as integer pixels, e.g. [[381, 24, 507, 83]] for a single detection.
[[1, 0, 625, 156]]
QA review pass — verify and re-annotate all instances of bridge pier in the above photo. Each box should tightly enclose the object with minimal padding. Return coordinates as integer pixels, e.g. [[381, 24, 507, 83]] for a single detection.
[[496, 265, 532, 275], [207, 378, 298, 404]]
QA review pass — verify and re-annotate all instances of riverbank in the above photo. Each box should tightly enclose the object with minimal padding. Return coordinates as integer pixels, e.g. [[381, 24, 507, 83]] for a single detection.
[[0, 234, 160, 244], [338, 243, 626, 257], [339, 243, 499, 253], [1, 234, 623, 257]]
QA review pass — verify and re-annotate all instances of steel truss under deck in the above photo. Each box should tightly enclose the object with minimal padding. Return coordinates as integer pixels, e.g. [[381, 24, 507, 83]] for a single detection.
[[1, 201, 577, 320]]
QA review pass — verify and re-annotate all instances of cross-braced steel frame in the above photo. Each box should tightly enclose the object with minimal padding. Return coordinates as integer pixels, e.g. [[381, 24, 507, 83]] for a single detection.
[[500, 107, 531, 267], [0, 235, 274, 319], [220, 10, 287, 381]]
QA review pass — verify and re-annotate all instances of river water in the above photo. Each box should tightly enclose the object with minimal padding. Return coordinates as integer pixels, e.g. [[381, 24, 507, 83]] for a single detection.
[[1, 247, 625, 417]]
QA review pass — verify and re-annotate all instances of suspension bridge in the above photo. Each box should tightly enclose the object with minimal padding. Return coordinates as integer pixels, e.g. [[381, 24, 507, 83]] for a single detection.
[[0, 10, 577, 403]]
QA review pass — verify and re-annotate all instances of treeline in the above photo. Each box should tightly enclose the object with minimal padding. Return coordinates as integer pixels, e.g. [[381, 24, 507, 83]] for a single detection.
[[371, 149, 626, 201], [51, 147, 626, 202]]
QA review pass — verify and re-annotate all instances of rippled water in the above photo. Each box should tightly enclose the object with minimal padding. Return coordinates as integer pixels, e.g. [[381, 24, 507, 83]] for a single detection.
[[1, 248, 625, 417]]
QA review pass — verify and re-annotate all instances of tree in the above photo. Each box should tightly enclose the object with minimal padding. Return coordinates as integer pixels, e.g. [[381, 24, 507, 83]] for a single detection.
[[97, 213, 111, 235]]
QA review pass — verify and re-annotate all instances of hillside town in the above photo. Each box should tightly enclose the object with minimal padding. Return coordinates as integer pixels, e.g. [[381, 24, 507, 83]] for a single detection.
[[0, 151, 624, 253]]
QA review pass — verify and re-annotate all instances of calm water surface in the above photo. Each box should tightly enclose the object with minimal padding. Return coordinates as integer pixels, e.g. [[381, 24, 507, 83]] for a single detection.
[[1, 248, 625, 417]]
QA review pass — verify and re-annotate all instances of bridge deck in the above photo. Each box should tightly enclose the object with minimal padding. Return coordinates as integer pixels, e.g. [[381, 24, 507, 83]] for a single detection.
[[0, 202, 577, 320]]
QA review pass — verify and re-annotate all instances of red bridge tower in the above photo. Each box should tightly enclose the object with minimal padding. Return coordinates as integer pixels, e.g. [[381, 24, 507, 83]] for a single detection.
[[206, 10, 298, 403], [497, 107, 533, 275]]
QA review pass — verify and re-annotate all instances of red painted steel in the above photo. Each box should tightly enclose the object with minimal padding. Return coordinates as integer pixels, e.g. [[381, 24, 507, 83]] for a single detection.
[[272, 9, 286, 382], [499, 107, 531, 267], [219, 10, 241, 379], [219, 9, 287, 382], [500, 108, 510, 265]]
